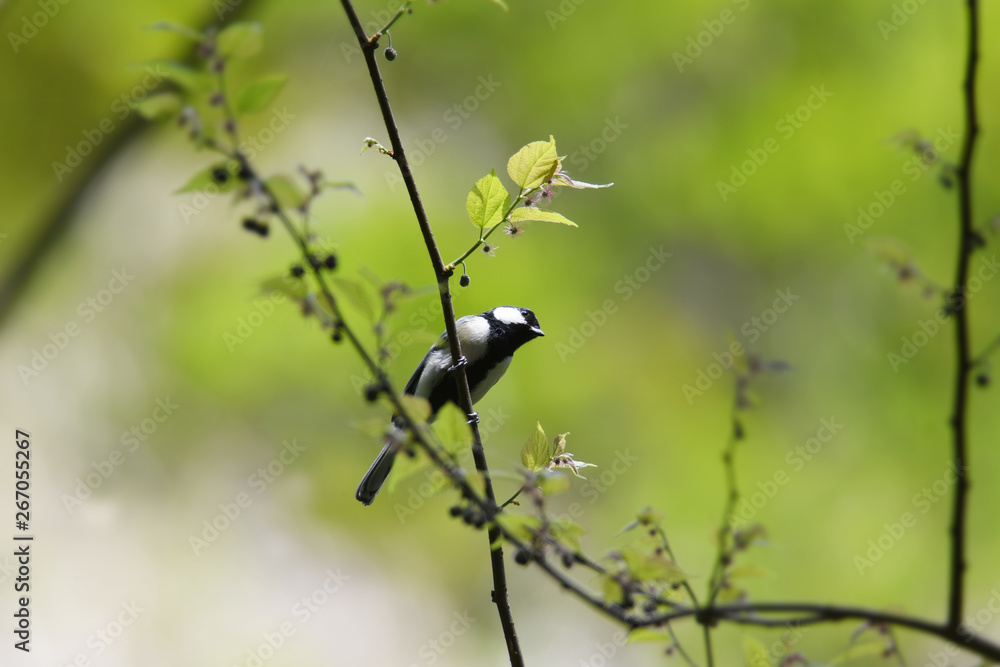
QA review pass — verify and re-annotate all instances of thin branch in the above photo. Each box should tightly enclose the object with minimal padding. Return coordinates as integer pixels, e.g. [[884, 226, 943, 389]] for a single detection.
[[947, 0, 980, 631], [0, 0, 263, 328], [337, 2, 522, 663]]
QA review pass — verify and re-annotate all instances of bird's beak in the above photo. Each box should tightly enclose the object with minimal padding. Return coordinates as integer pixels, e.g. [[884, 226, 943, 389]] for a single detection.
[[532, 327, 545, 337]]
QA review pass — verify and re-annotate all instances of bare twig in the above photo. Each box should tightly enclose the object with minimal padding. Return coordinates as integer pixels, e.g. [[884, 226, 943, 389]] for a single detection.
[[947, 0, 980, 631]]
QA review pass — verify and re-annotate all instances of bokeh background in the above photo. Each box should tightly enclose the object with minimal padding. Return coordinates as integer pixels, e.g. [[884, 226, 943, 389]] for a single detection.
[[2, 0, 1000, 665]]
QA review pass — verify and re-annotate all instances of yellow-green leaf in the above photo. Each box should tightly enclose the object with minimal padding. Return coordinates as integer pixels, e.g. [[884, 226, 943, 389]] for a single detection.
[[520, 421, 549, 472], [400, 395, 432, 425], [132, 92, 182, 121], [174, 161, 242, 194], [601, 575, 624, 604], [217, 22, 262, 59], [236, 75, 288, 114], [743, 635, 772, 667], [621, 548, 686, 584], [507, 136, 559, 190], [264, 174, 306, 211], [466, 170, 510, 229], [147, 61, 213, 92], [433, 403, 473, 455], [627, 628, 671, 644], [509, 207, 577, 227]]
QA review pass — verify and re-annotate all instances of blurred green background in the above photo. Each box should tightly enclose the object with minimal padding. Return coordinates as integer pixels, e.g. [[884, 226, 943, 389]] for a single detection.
[[2, 0, 1000, 665]]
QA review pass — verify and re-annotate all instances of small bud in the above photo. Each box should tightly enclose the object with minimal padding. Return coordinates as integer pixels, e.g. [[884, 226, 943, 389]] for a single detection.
[[211, 167, 230, 185], [384, 47, 397, 61], [291, 265, 305, 278], [976, 372, 990, 388], [211, 58, 225, 73], [459, 274, 471, 287], [241, 218, 268, 237], [364, 384, 381, 402], [561, 551, 574, 569], [237, 163, 252, 181], [331, 328, 343, 343], [209, 91, 224, 106]]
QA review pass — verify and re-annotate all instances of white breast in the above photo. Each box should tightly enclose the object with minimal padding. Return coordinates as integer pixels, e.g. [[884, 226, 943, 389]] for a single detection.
[[472, 356, 512, 404]]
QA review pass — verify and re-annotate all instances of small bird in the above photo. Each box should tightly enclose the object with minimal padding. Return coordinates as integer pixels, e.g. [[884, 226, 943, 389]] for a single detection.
[[356, 306, 544, 505]]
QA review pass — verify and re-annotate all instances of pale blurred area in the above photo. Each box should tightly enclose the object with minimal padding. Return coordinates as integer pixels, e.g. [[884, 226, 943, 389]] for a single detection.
[[3, 0, 1000, 665]]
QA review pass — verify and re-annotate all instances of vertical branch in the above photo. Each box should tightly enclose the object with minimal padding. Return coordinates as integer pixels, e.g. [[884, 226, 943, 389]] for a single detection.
[[338, 2, 523, 664], [948, 0, 979, 631]]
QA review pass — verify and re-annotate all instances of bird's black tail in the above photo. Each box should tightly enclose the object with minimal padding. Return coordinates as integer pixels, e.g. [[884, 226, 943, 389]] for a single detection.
[[356, 443, 396, 505]]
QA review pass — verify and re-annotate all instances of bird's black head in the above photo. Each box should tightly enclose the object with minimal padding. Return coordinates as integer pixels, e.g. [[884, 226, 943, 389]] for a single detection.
[[486, 306, 544, 352]]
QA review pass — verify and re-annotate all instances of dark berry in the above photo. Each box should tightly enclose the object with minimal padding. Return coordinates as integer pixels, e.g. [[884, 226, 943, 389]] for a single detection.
[[459, 274, 470, 287], [241, 218, 268, 237], [237, 163, 252, 181], [449, 505, 463, 518], [211, 167, 230, 185], [976, 373, 990, 388], [364, 385, 380, 402], [291, 265, 305, 278], [514, 550, 530, 565], [331, 328, 342, 343], [384, 47, 397, 61], [324, 254, 338, 270], [308, 255, 322, 270]]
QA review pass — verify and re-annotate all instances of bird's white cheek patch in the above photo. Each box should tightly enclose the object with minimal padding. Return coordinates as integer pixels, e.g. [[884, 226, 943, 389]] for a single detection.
[[493, 306, 526, 326]]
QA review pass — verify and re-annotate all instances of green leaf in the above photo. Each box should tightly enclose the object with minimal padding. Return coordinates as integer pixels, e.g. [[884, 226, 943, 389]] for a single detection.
[[331, 276, 376, 323], [466, 170, 510, 229], [507, 136, 559, 190], [146, 22, 204, 41], [742, 635, 772, 667], [264, 174, 306, 211], [399, 395, 432, 425], [147, 61, 213, 92], [236, 75, 288, 114], [509, 207, 578, 227], [537, 471, 570, 496], [132, 92, 182, 121], [217, 22, 262, 59], [601, 575, 624, 604], [520, 421, 549, 472], [260, 274, 307, 302], [621, 548, 686, 584], [627, 628, 672, 645], [174, 161, 243, 194], [433, 403, 473, 455], [829, 640, 888, 664], [549, 517, 585, 551], [495, 513, 541, 544]]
